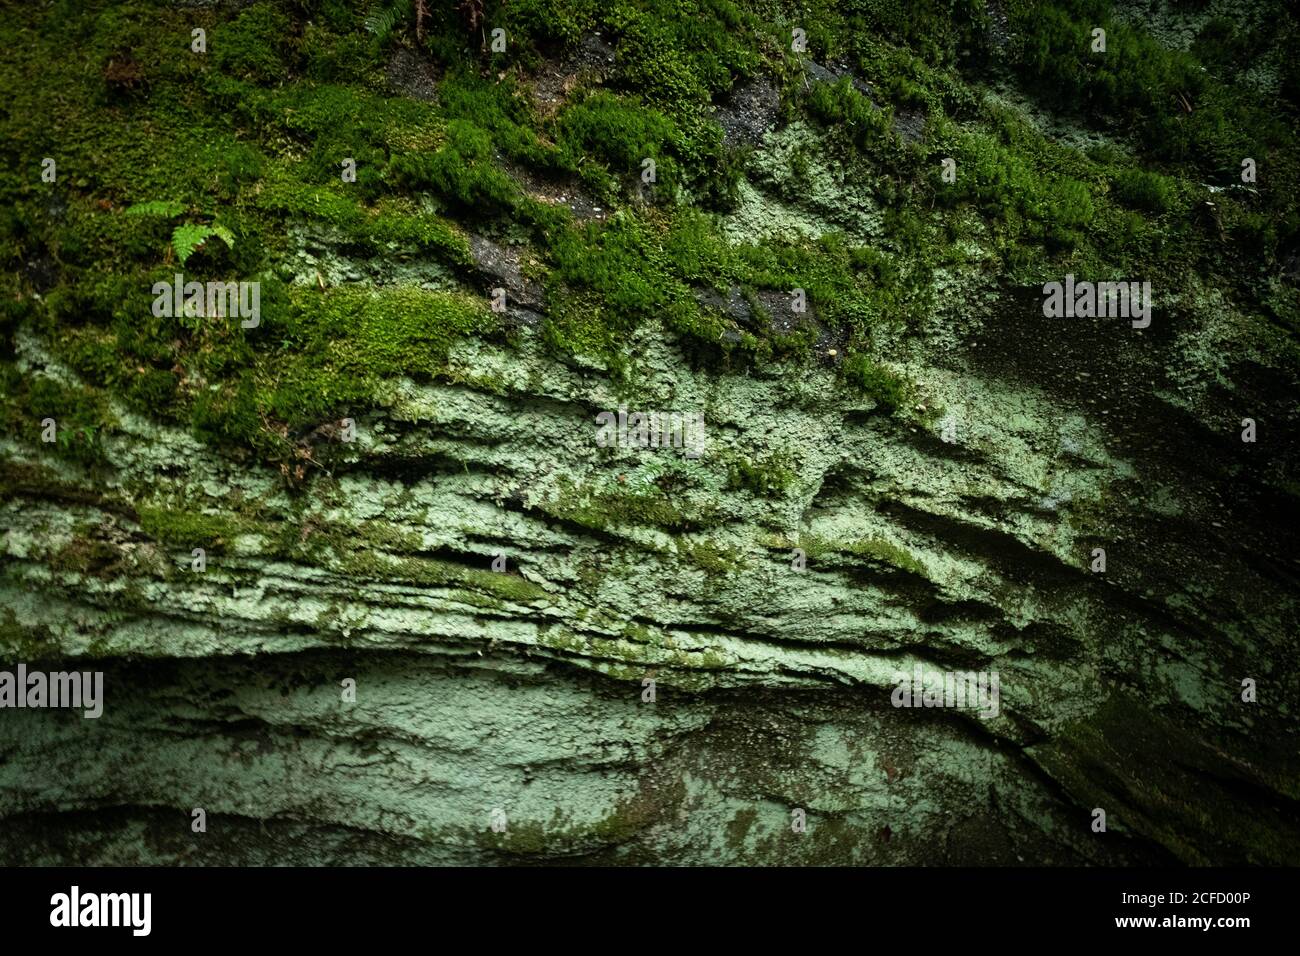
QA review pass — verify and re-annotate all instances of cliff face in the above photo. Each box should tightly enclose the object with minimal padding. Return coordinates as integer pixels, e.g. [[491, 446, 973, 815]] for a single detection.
[[2, 0, 1298, 865]]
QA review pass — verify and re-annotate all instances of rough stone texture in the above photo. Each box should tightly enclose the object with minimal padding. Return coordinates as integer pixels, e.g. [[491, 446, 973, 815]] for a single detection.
[[714, 77, 781, 149], [3, 268, 1298, 862], [1, 0, 1298, 867]]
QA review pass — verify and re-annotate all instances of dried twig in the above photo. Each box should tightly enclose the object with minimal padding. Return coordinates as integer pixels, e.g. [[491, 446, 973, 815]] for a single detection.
[[415, 0, 429, 41]]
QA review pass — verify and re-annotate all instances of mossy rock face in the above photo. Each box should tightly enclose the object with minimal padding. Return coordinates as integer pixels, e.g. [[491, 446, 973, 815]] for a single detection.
[[1, 0, 1298, 865]]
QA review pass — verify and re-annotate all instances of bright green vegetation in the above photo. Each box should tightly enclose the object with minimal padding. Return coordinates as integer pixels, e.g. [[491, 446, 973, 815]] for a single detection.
[[725, 450, 797, 496], [2, 0, 1297, 481], [136, 503, 245, 549]]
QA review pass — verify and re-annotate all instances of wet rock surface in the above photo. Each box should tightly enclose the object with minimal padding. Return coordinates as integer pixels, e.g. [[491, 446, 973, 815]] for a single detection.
[[715, 77, 781, 148], [469, 234, 546, 311], [530, 33, 617, 116], [386, 47, 440, 103]]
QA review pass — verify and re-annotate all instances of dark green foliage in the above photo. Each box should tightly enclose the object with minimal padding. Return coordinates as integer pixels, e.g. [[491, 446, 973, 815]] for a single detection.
[[500, 0, 600, 48], [0, 369, 111, 467], [389, 121, 522, 213], [214, 3, 296, 84], [363, 0, 413, 42], [438, 71, 560, 169], [0, 0, 1296, 476], [803, 78, 900, 166], [1111, 167, 1175, 214], [840, 353, 908, 411], [605, 0, 761, 107], [557, 92, 682, 198]]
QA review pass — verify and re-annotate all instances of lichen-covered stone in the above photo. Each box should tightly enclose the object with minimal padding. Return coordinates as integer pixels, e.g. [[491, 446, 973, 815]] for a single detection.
[[1, 0, 1297, 865]]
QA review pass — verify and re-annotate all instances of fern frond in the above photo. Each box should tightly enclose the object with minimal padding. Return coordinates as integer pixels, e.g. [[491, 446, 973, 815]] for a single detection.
[[364, 0, 412, 41], [210, 224, 236, 248], [171, 223, 234, 264], [172, 224, 215, 265]]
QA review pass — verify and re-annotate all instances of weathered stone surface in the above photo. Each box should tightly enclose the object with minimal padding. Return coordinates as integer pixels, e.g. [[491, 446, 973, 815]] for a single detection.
[[3, 284, 1297, 862], [1, 0, 1297, 867]]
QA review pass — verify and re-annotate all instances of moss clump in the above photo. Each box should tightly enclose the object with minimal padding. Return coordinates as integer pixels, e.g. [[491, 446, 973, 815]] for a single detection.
[[257, 174, 471, 262], [137, 504, 244, 550], [556, 90, 739, 207], [676, 537, 745, 575], [221, 285, 493, 455], [0, 369, 113, 467], [1110, 167, 1175, 215], [726, 452, 796, 497], [213, 3, 296, 84], [544, 477, 722, 533], [844, 537, 926, 576], [335, 549, 548, 604], [390, 120, 524, 215], [307, 285, 491, 379], [804, 77, 901, 164], [840, 354, 909, 412]]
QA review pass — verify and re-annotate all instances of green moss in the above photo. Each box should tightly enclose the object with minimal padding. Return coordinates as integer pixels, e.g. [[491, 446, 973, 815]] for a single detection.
[[301, 20, 377, 83], [840, 354, 909, 412], [544, 477, 722, 532], [439, 69, 561, 170], [213, 3, 296, 84], [137, 504, 244, 549], [257, 172, 470, 262], [329, 542, 549, 604], [555, 90, 738, 206], [465, 566, 550, 603], [390, 120, 523, 214], [611, 0, 760, 103], [311, 285, 491, 376], [0, 368, 113, 467], [1, 0, 1295, 478], [174, 284, 496, 458], [499, 0, 600, 51], [540, 288, 623, 362], [726, 451, 796, 497], [1110, 167, 1175, 215], [0, 608, 59, 659], [804, 77, 900, 164], [676, 537, 746, 575], [842, 537, 926, 576]]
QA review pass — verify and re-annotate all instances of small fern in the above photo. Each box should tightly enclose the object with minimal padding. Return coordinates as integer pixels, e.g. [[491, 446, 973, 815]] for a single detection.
[[171, 223, 235, 265], [122, 199, 234, 263], [364, 0, 412, 41]]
